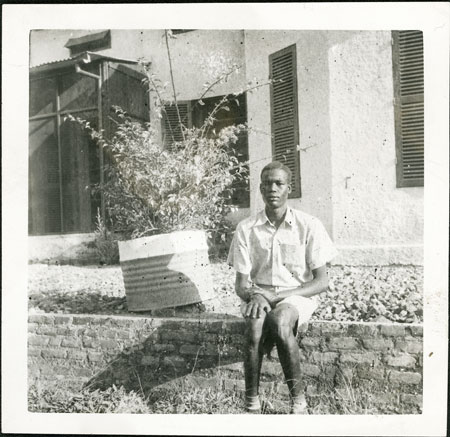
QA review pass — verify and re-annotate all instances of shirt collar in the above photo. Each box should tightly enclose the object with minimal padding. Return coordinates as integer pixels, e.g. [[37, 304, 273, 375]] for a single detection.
[[253, 206, 294, 228]]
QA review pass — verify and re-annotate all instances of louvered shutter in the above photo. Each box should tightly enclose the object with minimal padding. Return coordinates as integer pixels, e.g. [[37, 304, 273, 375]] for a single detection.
[[162, 102, 191, 151], [392, 31, 424, 187], [269, 44, 301, 198]]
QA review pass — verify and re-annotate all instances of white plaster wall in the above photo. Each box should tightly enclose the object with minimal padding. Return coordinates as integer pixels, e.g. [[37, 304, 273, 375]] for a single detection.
[[244, 30, 334, 234], [244, 30, 423, 265], [145, 30, 246, 101], [327, 31, 424, 264]]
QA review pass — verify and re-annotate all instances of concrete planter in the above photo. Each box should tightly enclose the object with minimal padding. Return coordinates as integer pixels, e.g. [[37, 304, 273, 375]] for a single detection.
[[118, 230, 215, 311]]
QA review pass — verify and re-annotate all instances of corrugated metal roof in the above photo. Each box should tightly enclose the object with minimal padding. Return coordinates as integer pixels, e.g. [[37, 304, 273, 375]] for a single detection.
[[30, 51, 139, 74]]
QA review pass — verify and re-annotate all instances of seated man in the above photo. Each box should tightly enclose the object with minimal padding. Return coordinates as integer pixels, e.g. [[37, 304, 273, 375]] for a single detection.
[[227, 161, 338, 414]]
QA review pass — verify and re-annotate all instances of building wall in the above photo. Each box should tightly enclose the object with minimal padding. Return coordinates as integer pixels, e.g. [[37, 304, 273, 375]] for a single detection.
[[29, 30, 424, 265], [244, 30, 334, 235], [327, 31, 424, 264], [244, 30, 423, 265]]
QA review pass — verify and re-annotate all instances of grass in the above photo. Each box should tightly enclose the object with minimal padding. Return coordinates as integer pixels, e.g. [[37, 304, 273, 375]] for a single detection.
[[28, 371, 402, 415]]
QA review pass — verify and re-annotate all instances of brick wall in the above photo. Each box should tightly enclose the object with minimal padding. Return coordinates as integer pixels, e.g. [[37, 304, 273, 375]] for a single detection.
[[28, 314, 423, 413]]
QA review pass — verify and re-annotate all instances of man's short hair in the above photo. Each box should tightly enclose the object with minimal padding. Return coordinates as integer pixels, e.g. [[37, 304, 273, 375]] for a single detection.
[[260, 161, 292, 184]]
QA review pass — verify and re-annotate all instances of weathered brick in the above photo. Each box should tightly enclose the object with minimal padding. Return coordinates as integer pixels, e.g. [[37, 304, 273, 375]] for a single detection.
[[311, 323, 348, 336], [380, 325, 405, 336], [395, 338, 423, 354], [362, 338, 394, 351], [180, 344, 204, 355], [300, 364, 321, 377], [61, 338, 81, 348], [371, 392, 400, 405], [99, 339, 119, 349], [347, 324, 379, 337], [37, 326, 57, 336], [306, 384, 319, 396], [67, 350, 88, 360], [81, 328, 98, 338], [190, 375, 222, 389], [141, 355, 160, 366], [300, 337, 321, 350], [101, 329, 117, 339], [401, 393, 423, 406], [275, 383, 290, 396], [48, 336, 62, 347], [28, 348, 42, 357], [54, 316, 72, 325], [56, 327, 71, 335], [222, 321, 245, 334], [163, 356, 186, 368], [41, 365, 70, 376], [259, 381, 276, 393], [72, 316, 93, 325], [408, 325, 423, 337], [29, 315, 54, 324], [327, 337, 359, 351], [385, 354, 416, 369], [204, 321, 225, 334], [160, 330, 198, 343], [28, 335, 49, 346], [151, 343, 176, 353], [87, 352, 103, 363], [42, 349, 67, 359], [219, 345, 240, 358], [82, 338, 100, 349], [311, 352, 339, 363], [389, 371, 422, 385], [298, 350, 308, 362], [218, 362, 243, 373], [117, 330, 131, 340], [357, 367, 385, 381], [224, 378, 245, 392], [321, 365, 336, 380], [261, 361, 283, 376], [340, 352, 377, 365], [73, 368, 94, 378], [28, 323, 38, 333]]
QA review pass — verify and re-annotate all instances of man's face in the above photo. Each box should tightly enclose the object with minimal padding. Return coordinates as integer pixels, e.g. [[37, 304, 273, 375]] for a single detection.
[[260, 168, 291, 210]]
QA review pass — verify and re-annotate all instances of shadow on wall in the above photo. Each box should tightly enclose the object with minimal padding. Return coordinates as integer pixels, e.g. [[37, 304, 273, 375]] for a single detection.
[[83, 316, 245, 395]]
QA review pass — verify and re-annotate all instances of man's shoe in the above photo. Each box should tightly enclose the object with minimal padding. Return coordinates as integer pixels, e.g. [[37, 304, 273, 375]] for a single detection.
[[290, 394, 308, 414], [245, 395, 261, 414]]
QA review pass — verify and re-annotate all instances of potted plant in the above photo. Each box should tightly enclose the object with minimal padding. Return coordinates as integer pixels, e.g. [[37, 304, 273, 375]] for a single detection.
[[70, 30, 272, 311]]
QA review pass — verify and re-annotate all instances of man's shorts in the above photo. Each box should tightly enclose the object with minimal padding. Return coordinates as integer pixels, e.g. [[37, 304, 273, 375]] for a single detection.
[[240, 286, 319, 326]]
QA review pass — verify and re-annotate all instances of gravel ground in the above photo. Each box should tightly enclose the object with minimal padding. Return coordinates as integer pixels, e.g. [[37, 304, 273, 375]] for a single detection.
[[28, 262, 423, 323]]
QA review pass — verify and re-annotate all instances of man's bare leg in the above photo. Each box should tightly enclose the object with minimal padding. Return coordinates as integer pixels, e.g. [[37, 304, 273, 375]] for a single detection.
[[266, 304, 305, 412], [243, 316, 266, 411]]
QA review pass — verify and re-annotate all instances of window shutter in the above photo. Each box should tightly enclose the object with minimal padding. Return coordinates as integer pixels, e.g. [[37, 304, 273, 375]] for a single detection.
[[269, 44, 301, 198], [162, 102, 191, 151], [392, 31, 424, 187]]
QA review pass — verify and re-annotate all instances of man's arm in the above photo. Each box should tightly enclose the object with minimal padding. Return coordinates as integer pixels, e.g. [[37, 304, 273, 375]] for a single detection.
[[254, 265, 329, 306]]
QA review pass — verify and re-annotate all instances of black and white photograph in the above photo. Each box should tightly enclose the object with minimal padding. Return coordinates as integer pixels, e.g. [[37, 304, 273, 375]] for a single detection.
[[2, 3, 449, 436]]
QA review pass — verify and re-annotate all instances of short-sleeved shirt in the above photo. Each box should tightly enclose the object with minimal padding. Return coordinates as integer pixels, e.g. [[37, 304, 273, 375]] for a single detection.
[[227, 207, 339, 288]]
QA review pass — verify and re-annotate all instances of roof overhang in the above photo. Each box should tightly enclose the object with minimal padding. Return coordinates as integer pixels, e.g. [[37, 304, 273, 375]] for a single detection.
[[30, 51, 139, 76]]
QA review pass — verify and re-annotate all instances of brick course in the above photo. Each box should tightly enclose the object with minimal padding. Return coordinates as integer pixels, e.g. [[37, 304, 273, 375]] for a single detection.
[[28, 314, 423, 413]]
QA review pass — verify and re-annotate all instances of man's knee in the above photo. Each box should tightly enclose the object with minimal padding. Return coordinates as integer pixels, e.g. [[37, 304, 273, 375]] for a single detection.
[[266, 305, 298, 342], [244, 317, 266, 349]]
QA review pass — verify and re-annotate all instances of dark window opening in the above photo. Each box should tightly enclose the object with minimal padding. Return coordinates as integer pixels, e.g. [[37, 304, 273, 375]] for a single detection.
[[161, 94, 249, 207]]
